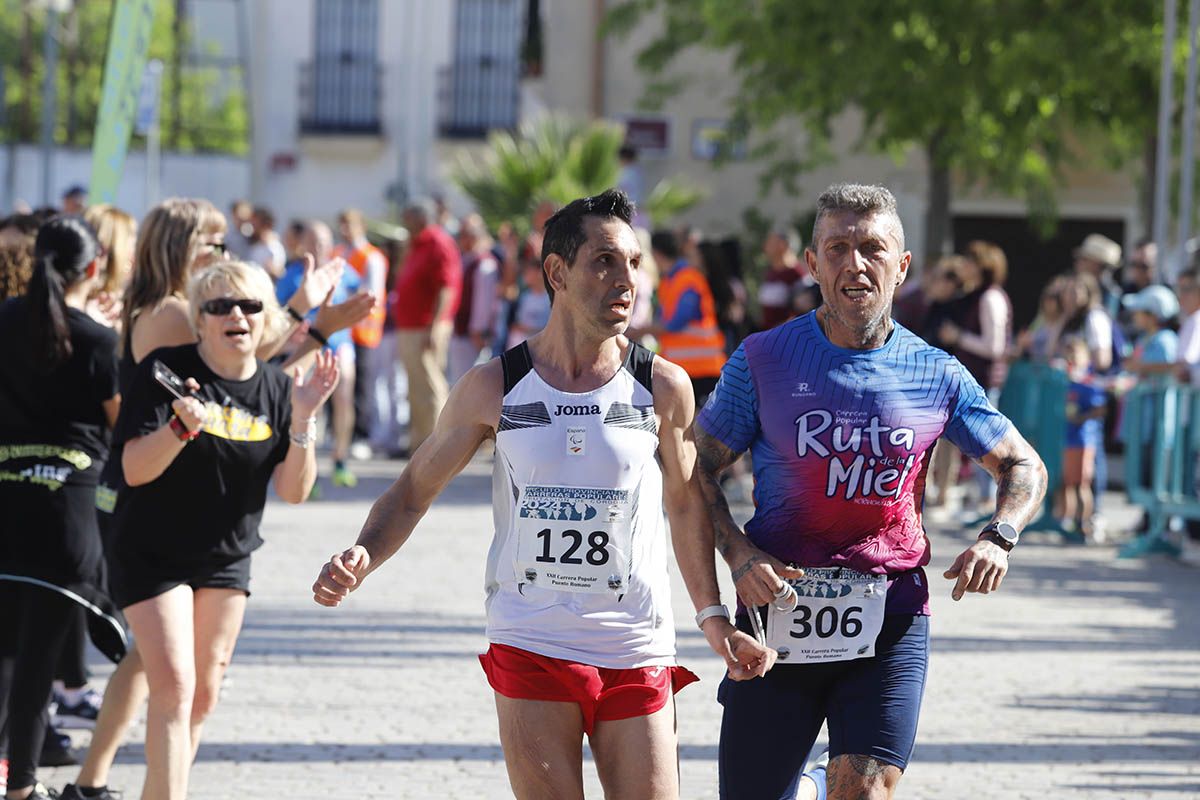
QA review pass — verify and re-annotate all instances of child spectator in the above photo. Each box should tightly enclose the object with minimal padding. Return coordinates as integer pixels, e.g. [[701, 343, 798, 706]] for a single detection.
[[1120, 285, 1180, 540], [1058, 337, 1108, 540], [1122, 285, 1179, 379]]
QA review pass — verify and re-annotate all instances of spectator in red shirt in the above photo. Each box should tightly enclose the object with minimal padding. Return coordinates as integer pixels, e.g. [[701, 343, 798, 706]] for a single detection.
[[757, 228, 811, 329], [393, 199, 462, 453]]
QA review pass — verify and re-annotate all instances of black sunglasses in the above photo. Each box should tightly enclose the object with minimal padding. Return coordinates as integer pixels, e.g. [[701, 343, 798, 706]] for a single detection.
[[204, 240, 228, 254], [200, 297, 264, 316]]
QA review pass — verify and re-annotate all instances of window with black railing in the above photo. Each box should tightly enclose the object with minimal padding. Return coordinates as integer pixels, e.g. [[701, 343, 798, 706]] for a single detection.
[[299, 0, 381, 135], [440, 0, 524, 138]]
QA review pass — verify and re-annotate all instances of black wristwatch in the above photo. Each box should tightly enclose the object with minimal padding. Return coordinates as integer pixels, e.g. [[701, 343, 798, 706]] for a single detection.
[[979, 521, 1018, 552]]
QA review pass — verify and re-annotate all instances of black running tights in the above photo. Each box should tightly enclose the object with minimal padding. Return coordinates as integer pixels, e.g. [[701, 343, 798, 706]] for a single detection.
[[0, 580, 77, 791], [57, 606, 90, 689]]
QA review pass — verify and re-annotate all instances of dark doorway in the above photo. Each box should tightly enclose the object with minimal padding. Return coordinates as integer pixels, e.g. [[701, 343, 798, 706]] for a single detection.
[[953, 215, 1127, 330]]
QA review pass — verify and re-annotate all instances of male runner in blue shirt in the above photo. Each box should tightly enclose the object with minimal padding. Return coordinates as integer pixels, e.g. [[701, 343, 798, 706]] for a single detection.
[[695, 183, 1047, 799]]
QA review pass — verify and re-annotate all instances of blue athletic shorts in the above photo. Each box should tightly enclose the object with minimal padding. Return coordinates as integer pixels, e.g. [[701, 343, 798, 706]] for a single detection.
[[717, 613, 929, 800]]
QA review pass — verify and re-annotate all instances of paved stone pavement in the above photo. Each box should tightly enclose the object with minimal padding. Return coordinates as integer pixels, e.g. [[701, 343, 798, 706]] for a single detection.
[[46, 456, 1200, 799]]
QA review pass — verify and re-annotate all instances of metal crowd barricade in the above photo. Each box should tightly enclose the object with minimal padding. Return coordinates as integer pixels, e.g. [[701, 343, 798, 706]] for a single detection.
[[1119, 380, 1200, 558], [996, 360, 1070, 534]]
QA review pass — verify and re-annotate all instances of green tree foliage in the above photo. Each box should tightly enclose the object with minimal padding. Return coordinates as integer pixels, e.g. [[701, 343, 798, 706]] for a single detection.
[[453, 113, 705, 235], [0, 0, 247, 154], [607, 0, 1168, 254]]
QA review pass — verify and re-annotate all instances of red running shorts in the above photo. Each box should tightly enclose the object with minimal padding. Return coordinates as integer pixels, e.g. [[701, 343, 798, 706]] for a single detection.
[[479, 643, 699, 735]]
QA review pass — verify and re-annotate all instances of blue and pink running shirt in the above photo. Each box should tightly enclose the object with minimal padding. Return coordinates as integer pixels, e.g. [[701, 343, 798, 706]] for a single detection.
[[696, 312, 1013, 614]]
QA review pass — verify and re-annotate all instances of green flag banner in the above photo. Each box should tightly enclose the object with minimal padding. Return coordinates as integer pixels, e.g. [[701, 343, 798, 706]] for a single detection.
[[89, 0, 156, 204]]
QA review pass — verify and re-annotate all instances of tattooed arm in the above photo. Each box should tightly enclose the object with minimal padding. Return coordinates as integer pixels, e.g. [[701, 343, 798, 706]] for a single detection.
[[943, 427, 1047, 601], [694, 424, 804, 607], [982, 429, 1048, 531]]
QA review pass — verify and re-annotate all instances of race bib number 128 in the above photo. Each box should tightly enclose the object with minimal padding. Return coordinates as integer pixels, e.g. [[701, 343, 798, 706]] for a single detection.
[[514, 485, 634, 594]]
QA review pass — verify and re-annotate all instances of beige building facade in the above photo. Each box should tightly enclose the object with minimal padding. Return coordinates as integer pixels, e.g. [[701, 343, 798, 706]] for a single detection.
[[533, 0, 1143, 268]]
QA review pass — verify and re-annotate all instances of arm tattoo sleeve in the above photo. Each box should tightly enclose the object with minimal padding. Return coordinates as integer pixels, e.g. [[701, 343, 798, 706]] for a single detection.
[[994, 452, 1048, 529], [694, 427, 749, 560]]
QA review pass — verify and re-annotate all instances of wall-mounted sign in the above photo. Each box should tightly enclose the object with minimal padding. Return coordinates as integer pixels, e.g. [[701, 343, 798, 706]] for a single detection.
[[618, 115, 671, 158], [691, 119, 747, 161]]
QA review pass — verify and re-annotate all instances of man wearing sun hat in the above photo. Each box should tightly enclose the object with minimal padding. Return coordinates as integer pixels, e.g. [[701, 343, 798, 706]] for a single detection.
[[1073, 233, 1125, 318]]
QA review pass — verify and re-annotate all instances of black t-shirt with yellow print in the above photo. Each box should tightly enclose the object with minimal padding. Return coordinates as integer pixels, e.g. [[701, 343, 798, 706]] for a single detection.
[[0, 300, 119, 585], [110, 343, 292, 573]]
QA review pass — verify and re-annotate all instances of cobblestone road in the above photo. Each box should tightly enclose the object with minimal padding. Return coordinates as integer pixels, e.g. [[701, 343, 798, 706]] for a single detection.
[[47, 456, 1200, 798]]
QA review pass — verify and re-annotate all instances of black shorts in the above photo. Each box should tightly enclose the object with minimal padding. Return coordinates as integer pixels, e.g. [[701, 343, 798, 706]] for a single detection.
[[717, 614, 929, 799], [108, 552, 252, 610]]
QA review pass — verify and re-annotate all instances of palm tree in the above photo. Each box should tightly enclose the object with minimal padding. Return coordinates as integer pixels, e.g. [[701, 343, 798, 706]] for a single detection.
[[452, 114, 704, 234]]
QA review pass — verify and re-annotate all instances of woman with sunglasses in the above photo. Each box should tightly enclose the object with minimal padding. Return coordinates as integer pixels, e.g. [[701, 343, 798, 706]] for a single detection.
[[103, 260, 337, 800], [60, 199, 368, 800]]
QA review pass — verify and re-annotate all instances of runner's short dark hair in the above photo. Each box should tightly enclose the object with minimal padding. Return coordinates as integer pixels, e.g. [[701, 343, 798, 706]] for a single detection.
[[541, 189, 635, 301], [812, 183, 904, 250]]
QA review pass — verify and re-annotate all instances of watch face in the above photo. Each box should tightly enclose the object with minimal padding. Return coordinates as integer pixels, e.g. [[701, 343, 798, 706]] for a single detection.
[[993, 522, 1018, 543]]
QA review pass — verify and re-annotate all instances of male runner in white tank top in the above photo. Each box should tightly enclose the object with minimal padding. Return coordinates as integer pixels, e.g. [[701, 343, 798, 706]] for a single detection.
[[312, 189, 772, 799]]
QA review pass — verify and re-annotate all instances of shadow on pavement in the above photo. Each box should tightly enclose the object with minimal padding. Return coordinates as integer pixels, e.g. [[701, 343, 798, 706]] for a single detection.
[[234, 606, 488, 664], [109, 737, 1200, 766], [932, 541, 1200, 654], [1065, 783, 1199, 795], [911, 739, 1200, 763], [1016, 686, 1200, 716]]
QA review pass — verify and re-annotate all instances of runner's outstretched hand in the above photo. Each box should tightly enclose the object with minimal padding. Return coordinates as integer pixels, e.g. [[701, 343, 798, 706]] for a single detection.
[[943, 538, 1008, 601], [726, 542, 805, 608], [701, 619, 777, 680], [313, 545, 371, 607]]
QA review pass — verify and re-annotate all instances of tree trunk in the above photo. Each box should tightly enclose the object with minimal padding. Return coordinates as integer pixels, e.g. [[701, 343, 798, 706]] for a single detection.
[[923, 135, 952, 264]]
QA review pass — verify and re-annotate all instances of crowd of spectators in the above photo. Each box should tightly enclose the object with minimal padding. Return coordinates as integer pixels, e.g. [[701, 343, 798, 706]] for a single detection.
[[3, 181, 1200, 796], [895, 232, 1200, 556]]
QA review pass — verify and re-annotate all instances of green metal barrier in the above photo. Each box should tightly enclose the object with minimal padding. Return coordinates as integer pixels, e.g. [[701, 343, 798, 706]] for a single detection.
[[997, 360, 1069, 534], [1119, 380, 1200, 558]]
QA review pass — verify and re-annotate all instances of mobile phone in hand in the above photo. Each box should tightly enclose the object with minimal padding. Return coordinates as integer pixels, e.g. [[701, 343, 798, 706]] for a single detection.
[[152, 360, 192, 400]]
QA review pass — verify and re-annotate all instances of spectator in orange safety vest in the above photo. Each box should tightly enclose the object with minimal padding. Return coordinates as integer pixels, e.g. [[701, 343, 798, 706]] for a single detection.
[[336, 208, 390, 455], [639, 229, 727, 407]]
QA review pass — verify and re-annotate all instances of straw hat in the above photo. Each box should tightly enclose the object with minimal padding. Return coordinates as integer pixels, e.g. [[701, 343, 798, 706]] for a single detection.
[[1073, 234, 1122, 269]]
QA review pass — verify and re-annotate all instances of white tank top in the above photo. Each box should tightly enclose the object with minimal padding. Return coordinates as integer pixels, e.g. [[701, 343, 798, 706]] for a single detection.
[[484, 341, 676, 668]]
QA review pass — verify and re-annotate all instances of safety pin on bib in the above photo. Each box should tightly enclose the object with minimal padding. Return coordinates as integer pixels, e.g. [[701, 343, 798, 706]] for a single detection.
[[748, 604, 767, 645]]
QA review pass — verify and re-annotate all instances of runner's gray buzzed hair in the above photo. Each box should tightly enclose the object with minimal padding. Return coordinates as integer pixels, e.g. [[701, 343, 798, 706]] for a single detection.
[[812, 183, 904, 250]]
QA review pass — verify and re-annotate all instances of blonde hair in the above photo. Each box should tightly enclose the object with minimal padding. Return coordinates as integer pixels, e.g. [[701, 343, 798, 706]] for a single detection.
[[85, 204, 138, 296], [122, 198, 226, 343], [187, 260, 288, 343]]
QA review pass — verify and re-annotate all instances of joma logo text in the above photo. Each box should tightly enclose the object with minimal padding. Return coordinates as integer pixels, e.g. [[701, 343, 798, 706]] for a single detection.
[[554, 404, 601, 416]]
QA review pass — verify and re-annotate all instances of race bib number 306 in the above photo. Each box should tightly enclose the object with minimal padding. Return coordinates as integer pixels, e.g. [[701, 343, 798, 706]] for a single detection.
[[514, 485, 633, 594], [766, 568, 887, 664]]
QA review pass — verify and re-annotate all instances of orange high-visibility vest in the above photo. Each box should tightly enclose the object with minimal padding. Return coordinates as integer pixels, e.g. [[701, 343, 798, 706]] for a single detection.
[[656, 264, 726, 378], [337, 241, 387, 348]]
